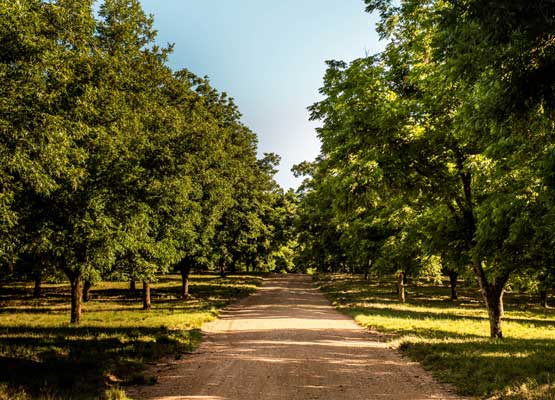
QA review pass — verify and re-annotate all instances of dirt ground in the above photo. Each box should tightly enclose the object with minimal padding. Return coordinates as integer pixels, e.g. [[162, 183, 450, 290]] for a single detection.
[[128, 274, 462, 400]]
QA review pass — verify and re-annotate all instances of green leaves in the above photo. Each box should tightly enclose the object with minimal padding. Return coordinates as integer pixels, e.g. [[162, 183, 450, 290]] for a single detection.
[[1, 0, 284, 321], [298, 0, 555, 335]]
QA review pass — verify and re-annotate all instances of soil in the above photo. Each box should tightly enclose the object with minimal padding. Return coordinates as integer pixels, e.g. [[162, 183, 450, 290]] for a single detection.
[[128, 274, 463, 400]]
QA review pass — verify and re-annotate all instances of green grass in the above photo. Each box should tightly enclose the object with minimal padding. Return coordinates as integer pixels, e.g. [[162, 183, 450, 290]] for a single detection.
[[0, 274, 264, 400], [315, 273, 555, 400]]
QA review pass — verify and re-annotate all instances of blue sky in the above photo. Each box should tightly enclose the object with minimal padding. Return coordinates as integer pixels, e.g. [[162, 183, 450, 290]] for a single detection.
[[139, 0, 384, 189]]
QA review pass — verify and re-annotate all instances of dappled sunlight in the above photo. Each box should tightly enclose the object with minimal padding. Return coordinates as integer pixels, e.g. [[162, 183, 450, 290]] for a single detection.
[[0, 274, 262, 399], [317, 274, 555, 398], [161, 397, 226, 400], [130, 275, 460, 400], [241, 338, 386, 348]]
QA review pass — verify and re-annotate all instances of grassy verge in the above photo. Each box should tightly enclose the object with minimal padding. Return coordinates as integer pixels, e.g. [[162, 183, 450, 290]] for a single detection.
[[315, 273, 555, 400], [0, 274, 264, 400]]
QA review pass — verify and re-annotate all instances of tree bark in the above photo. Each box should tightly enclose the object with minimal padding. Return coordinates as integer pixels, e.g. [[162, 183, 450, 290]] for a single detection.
[[33, 271, 42, 299], [220, 264, 226, 278], [142, 280, 151, 310], [397, 271, 406, 303], [540, 290, 548, 308], [363, 259, 372, 281], [67, 272, 83, 324], [448, 270, 458, 300], [539, 273, 549, 307], [82, 280, 92, 302], [130, 280, 136, 292], [485, 288, 504, 338], [180, 265, 191, 299], [472, 262, 507, 338]]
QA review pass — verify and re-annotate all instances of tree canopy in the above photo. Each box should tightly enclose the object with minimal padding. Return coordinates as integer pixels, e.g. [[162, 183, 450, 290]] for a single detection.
[[296, 0, 555, 338], [0, 0, 295, 323]]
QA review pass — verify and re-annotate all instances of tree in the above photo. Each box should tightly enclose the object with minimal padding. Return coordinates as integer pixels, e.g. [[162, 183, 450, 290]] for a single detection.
[[1, 0, 286, 323], [298, 0, 555, 337], [96, 0, 187, 311]]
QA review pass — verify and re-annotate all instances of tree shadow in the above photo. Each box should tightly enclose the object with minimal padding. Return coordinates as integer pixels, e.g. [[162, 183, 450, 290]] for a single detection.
[[0, 274, 263, 398], [317, 274, 555, 397], [401, 337, 555, 397], [347, 305, 555, 329], [0, 325, 200, 399]]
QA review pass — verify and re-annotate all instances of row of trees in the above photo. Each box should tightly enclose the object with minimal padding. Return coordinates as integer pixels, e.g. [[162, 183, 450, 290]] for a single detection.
[[295, 0, 555, 338], [0, 0, 296, 323]]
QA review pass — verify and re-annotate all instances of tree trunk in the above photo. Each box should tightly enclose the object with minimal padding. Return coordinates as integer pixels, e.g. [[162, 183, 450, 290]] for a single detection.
[[448, 270, 458, 300], [397, 271, 406, 303], [142, 280, 151, 310], [472, 262, 507, 338], [540, 290, 548, 308], [363, 259, 372, 281], [180, 265, 191, 299], [539, 273, 549, 307], [485, 289, 504, 338], [130, 280, 136, 292], [220, 264, 226, 278], [68, 272, 83, 324], [82, 280, 92, 303], [33, 271, 42, 299]]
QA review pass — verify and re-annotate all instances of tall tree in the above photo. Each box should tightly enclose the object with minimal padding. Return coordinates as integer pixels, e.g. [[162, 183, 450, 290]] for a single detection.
[[300, 0, 555, 338]]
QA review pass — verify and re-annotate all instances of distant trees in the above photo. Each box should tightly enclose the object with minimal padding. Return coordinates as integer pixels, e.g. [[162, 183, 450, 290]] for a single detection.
[[0, 0, 292, 323], [295, 0, 555, 338]]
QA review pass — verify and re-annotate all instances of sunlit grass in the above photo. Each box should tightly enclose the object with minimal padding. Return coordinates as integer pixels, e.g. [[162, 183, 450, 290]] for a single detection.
[[0, 274, 263, 400], [315, 273, 555, 399]]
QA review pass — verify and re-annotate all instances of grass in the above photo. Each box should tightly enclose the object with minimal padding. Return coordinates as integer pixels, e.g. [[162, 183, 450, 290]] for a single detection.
[[314, 273, 555, 400], [0, 273, 264, 400]]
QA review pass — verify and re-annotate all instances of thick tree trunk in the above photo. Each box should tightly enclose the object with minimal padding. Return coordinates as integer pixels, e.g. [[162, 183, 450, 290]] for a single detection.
[[68, 272, 83, 324], [142, 280, 151, 310], [397, 271, 406, 303], [82, 280, 92, 302], [180, 265, 191, 299], [485, 289, 504, 338], [448, 270, 458, 300], [33, 271, 42, 299], [130, 280, 136, 292], [540, 290, 548, 308], [472, 262, 507, 338]]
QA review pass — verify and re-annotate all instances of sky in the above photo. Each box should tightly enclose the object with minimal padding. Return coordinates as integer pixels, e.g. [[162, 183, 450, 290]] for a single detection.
[[139, 0, 384, 190]]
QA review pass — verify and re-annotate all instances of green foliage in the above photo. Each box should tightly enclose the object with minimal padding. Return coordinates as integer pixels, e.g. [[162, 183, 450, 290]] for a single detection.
[[0, 0, 284, 322], [295, 0, 555, 337]]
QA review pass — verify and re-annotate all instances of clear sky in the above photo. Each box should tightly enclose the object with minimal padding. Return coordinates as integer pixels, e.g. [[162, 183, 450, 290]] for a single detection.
[[139, 0, 384, 189]]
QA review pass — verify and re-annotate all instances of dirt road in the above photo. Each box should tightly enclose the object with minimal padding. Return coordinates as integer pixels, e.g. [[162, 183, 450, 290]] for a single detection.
[[129, 274, 461, 400]]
